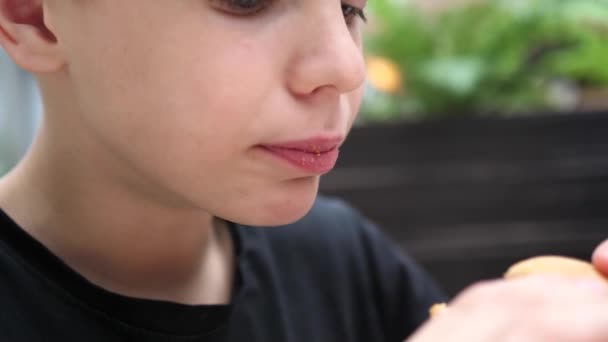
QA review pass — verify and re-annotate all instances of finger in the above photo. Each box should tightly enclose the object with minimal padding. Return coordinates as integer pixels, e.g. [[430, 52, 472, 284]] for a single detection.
[[592, 239, 608, 278], [410, 276, 608, 342]]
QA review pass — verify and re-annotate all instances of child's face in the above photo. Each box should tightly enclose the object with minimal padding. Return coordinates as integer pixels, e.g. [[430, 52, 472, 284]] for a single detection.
[[48, 0, 366, 225]]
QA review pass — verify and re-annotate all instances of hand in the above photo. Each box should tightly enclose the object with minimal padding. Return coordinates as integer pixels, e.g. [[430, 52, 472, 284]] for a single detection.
[[407, 239, 608, 342], [408, 275, 608, 341]]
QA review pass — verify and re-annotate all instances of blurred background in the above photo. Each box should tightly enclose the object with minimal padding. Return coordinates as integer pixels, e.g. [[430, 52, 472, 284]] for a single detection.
[[335, 0, 608, 296], [2, 0, 608, 296], [0, 51, 41, 175]]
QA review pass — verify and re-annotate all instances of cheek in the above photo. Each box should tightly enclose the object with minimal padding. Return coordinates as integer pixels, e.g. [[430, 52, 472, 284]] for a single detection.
[[64, 19, 290, 210], [59, 6, 331, 220], [72, 30, 270, 156], [150, 26, 274, 132]]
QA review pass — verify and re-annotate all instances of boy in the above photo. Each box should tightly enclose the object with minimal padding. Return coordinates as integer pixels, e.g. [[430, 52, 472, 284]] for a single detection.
[[0, 1, 607, 341]]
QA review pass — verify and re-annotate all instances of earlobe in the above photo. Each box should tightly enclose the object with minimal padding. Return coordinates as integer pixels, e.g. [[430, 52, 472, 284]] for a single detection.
[[0, 0, 65, 73]]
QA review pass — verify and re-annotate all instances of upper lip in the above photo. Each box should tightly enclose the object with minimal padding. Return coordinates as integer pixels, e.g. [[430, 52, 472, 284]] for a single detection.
[[262, 136, 344, 153]]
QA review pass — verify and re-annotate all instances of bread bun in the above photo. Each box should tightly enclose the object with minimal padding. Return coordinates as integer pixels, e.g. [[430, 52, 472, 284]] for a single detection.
[[504, 255, 607, 282], [429, 255, 607, 318], [428, 303, 448, 317]]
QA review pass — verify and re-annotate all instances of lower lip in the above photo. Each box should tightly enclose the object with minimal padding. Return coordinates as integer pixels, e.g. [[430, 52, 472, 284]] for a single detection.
[[260, 146, 340, 174]]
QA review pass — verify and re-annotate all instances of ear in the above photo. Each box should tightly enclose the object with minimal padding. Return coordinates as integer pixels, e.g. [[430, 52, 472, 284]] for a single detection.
[[0, 0, 64, 73]]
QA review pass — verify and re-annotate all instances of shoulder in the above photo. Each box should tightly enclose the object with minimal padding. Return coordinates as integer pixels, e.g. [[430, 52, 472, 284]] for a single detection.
[[238, 194, 426, 273], [234, 195, 392, 279], [239, 194, 441, 298], [235, 196, 445, 340], [236, 195, 445, 338]]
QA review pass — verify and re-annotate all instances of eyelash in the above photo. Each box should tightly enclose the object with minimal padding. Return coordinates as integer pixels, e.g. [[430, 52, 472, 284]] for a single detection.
[[342, 3, 367, 25], [212, 0, 367, 24]]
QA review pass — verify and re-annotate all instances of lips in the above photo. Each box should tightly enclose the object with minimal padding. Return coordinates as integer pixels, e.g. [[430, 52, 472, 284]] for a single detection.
[[259, 137, 343, 174], [265, 138, 342, 154]]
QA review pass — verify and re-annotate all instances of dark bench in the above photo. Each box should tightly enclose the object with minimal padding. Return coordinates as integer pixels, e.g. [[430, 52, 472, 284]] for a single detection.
[[320, 111, 608, 296]]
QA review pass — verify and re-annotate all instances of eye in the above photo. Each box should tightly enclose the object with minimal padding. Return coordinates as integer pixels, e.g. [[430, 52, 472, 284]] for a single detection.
[[210, 0, 273, 16], [342, 3, 367, 25]]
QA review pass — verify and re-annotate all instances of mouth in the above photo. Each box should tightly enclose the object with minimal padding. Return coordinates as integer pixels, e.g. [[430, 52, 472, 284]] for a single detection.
[[258, 136, 343, 174]]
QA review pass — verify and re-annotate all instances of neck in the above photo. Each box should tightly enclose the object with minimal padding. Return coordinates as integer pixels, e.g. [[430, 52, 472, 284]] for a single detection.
[[0, 119, 234, 305]]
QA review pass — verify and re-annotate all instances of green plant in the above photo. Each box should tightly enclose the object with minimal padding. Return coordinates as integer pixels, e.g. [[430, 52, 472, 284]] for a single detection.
[[361, 0, 608, 122]]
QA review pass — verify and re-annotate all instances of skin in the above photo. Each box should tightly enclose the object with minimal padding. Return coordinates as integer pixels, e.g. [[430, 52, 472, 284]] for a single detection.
[[409, 273, 608, 342], [413, 247, 608, 341], [592, 239, 608, 275], [0, 0, 366, 303], [1, 1, 608, 340]]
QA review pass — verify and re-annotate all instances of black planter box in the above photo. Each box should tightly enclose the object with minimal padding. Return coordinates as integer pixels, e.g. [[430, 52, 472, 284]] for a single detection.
[[320, 111, 608, 296]]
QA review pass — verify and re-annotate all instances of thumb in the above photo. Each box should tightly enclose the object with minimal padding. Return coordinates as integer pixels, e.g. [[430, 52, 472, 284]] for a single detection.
[[592, 239, 608, 278]]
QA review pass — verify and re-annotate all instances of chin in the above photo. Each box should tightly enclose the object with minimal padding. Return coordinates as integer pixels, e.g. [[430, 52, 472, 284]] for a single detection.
[[262, 198, 317, 226], [227, 177, 320, 227]]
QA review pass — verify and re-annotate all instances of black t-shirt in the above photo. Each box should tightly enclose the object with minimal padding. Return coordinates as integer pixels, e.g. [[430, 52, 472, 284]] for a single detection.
[[0, 196, 445, 341]]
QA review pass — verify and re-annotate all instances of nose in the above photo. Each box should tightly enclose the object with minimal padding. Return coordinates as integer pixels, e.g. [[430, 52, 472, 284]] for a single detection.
[[286, 10, 366, 97]]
